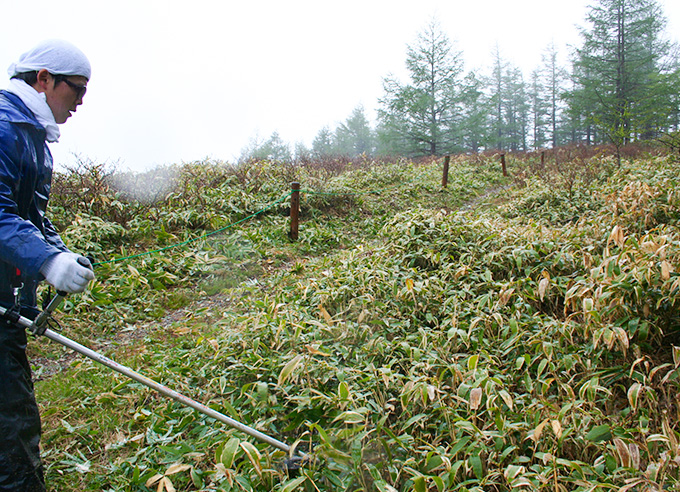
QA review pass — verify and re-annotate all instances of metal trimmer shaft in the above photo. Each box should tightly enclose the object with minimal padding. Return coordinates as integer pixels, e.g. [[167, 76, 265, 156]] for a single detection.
[[2, 305, 299, 455]]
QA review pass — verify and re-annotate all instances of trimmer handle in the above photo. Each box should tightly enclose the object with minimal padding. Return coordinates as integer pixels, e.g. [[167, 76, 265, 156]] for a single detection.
[[30, 292, 66, 336], [30, 255, 93, 335]]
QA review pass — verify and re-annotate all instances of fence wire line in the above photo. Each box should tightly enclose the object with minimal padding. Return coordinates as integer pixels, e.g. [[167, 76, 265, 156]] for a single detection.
[[92, 174, 423, 266], [93, 192, 292, 266]]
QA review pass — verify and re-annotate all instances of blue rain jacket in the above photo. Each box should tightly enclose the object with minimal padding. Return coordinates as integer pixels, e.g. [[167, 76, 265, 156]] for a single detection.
[[0, 90, 68, 310], [0, 89, 72, 491]]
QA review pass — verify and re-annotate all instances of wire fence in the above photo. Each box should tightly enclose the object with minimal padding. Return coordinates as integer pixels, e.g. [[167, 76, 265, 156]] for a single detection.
[[91, 167, 426, 267], [88, 150, 524, 268], [93, 192, 294, 266]]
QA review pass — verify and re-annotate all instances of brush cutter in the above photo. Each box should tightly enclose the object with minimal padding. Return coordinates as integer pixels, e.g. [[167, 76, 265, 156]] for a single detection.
[[0, 292, 311, 471]]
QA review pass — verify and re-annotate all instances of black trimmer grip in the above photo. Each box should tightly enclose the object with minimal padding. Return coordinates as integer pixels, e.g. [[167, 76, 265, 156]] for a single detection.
[[78, 256, 94, 269]]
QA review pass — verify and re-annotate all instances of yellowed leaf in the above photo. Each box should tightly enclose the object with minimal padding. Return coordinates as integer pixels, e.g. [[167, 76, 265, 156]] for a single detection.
[[583, 252, 593, 269], [469, 387, 483, 411], [614, 327, 629, 351], [165, 463, 191, 475], [551, 419, 562, 439], [661, 261, 672, 281], [532, 419, 548, 442], [504, 464, 525, 480], [627, 383, 642, 410], [319, 305, 333, 325], [540, 451, 554, 464], [454, 265, 468, 279], [629, 442, 640, 470], [498, 287, 514, 307], [145, 474, 163, 488], [672, 278, 680, 293], [499, 390, 513, 410], [609, 225, 625, 247], [613, 438, 630, 468], [603, 327, 616, 350], [305, 344, 330, 357], [405, 278, 414, 292], [161, 477, 176, 492], [240, 441, 262, 477], [641, 240, 658, 254], [538, 278, 550, 301]]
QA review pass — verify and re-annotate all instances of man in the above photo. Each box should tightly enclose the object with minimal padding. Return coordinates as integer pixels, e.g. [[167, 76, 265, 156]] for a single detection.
[[0, 40, 96, 491]]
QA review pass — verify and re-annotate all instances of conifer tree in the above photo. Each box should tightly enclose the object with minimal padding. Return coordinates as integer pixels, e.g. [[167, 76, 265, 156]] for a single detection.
[[378, 19, 465, 156], [568, 0, 679, 155], [334, 106, 375, 156]]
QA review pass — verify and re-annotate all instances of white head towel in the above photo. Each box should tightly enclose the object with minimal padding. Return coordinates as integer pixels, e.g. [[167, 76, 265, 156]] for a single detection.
[[8, 39, 91, 79]]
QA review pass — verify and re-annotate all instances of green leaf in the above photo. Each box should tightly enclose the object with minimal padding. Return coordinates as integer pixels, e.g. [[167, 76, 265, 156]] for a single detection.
[[586, 425, 612, 442], [338, 381, 350, 400], [413, 476, 427, 492], [190, 467, 203, 488], [470, 454, 484, 479], [280, 476, 307, 492], [220, 437, 240, 468], [432, 476, 445, 492], [278, 354, 303, 386], [426, 456, 444, 472], [404, 413, 427, 428], [450, 436, 471, 456]]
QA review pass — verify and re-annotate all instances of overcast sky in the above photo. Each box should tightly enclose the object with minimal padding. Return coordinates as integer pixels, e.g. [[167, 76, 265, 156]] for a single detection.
[[1, 0, 679, 172]]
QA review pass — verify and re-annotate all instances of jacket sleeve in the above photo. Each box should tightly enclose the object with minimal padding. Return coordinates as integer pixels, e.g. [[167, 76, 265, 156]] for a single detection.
[[0, 122, 63, 277], [43, 215, 69, 252]]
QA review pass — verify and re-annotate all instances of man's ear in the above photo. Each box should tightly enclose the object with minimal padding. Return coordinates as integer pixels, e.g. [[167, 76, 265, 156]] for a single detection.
[[34, 69, 52, 93]]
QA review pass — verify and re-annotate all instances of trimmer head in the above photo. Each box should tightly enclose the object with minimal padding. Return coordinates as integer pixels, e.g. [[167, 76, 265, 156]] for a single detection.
[[281, 453, 317, 474]]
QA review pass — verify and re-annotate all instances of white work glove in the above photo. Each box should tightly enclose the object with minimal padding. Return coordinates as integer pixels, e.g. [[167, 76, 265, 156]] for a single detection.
[[40, 253, 95, 293]]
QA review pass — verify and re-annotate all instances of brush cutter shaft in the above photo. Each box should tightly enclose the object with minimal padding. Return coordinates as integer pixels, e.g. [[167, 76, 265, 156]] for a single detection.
[[0, 306, 293, 454], [42, 328, 293, 453]]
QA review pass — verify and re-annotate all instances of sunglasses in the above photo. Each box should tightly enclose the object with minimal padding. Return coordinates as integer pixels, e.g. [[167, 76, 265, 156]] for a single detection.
[[52, 74, 87, 99]]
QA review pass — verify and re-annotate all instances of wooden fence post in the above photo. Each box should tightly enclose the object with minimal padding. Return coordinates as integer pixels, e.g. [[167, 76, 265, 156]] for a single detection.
[[500, 153, 508, 177], [442, 155, 450, 187], [289, 182, 300, 241]]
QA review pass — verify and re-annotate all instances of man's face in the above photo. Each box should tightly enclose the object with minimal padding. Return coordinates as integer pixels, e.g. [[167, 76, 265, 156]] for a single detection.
[[44, 74, 88, 124]]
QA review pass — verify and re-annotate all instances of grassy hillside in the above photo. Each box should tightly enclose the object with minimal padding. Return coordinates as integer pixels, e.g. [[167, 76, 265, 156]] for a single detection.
[[31, 148, 680, 491]]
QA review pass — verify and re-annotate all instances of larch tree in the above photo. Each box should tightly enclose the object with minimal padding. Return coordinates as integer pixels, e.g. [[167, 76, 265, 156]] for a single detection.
[[488, 46, 529, 151], [378, 19, 465, 156], [334, 105, 376, 157], [569, 0, 680, 159], [541, 42, 568, 148]]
